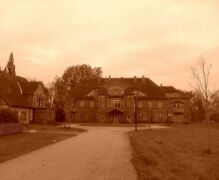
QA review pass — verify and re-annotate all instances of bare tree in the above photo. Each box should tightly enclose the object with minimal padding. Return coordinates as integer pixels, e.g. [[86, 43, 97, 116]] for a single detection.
[[191, 56, 212, 153]]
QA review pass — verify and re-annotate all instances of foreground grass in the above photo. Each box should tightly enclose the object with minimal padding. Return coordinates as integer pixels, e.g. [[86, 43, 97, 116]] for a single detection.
[[130, 123, 219, 180], [0, 124, 86, 163], [79, 122, 148, 127], [23, 124, 86, 133]]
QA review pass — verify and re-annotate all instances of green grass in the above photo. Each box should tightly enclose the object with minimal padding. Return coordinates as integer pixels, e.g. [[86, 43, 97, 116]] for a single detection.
[[129, 123, 219, 180], [0, 125, 86, 163]]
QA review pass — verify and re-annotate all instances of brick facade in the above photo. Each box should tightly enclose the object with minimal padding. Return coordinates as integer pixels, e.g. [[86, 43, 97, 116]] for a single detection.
[[67, 77, 191, 123]]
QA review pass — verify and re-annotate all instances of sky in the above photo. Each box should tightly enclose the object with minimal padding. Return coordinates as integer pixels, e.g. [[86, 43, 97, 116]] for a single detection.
[[0, 0, 219, 90]]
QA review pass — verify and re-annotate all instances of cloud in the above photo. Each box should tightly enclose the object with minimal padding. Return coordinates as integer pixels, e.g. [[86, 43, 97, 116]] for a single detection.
[[0, 0, 219, 90]]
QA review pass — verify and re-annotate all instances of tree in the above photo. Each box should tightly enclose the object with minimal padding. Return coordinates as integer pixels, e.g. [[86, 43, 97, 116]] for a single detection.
[[5, 52, 16, 76], [191, 56, 212, 153], [0, 71, 11, 97], [210, 90, 219, 109], [62, 64, 102, 85], [51, 64, 102, 122], [209, 90, 219, 122], [190, 91, 205, 122]]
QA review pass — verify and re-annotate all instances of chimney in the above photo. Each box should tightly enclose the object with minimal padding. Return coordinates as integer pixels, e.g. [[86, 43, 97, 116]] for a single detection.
[[134, 76, 137, 83], [142, 75, 145, 83], [160, 83, 163, 87], [98, 77, 101, 84]]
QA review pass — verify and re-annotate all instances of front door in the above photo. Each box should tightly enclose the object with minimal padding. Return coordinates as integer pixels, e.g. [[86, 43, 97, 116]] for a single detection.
[[109, 109, 123, 123], [113, 114, 120, 123]]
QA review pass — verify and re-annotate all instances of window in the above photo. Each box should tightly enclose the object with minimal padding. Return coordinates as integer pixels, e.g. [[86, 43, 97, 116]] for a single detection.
[[21, 111, 27, 121], [80, 113, 85, 120], [80, 101, 85, 108], [72, 101, 76, 108], [158, 102, 162, 108], [107, 99, 111, 107], [148, 101, 152, 108], [108, 86, 124, 96], [138, 113, 142, 120], [90, 101, 95, 108], [138, 101, 143, 108], [126, 96, 132, 108], [111, 99, 121, 108], [100, 98, 105, 108], [159, 113, 162, 120], [173, 102, 184, 109]]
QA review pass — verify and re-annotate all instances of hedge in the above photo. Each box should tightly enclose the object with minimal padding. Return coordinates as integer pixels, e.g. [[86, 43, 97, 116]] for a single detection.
[[0, 123, 23, 136], [0, 108, 18, 123]]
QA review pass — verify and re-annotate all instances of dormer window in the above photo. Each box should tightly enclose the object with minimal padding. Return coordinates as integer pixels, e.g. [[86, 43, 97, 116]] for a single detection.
[[138, 101, 143, 108], [172, 101, 184, 114], [37, 97, 43, 108], [80, 101, 85, 108]]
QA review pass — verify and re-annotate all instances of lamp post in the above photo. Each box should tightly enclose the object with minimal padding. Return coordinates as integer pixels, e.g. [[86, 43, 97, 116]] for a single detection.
[[65, 78, 71, 128], [134, 93, 138, 131]]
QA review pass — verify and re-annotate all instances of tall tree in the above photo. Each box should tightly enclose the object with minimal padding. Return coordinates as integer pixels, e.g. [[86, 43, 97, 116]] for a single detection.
[[210, 90, 219, 121], [5, 52, 16, 76], [51, 64, 102, 122], [190, 91, 205, 122], [62, 64, 102, 85], [191, 56, 212, 153], [48, 77, 67, 122]]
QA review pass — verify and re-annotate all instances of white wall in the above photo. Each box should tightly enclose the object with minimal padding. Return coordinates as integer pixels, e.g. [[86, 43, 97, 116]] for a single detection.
[[11, 107, 33, 124]]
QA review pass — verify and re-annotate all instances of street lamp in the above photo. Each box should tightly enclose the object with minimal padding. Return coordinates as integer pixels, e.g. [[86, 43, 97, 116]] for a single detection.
[[65, 78, 71, 128], [133, 93, 138, 131]]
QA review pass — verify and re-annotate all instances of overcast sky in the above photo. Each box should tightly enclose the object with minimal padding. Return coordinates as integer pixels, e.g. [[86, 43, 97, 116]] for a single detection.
[[0, 0, 219, 90]]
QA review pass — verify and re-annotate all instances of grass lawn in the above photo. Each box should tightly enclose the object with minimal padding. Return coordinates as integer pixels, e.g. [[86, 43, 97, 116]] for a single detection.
[[78, 122, 148, 127], [0, 124, 86, 163], [23, 124, 86, 133], [129, 123, 219, 180]]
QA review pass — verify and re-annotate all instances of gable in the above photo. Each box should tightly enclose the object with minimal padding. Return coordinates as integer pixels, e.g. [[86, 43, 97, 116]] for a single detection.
[[0, 72, 32, 108], [34, 84, 46, 97], [0, 97, 8, 106], [108, 86, 125, 96], [70, 77, 166, 99]]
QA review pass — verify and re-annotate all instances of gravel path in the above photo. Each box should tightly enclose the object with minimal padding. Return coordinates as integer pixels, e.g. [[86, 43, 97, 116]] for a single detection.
[[0, 126, 138, 180]]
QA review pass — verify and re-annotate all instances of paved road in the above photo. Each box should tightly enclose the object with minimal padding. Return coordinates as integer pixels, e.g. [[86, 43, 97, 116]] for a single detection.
[[0, 125, 139, 180]]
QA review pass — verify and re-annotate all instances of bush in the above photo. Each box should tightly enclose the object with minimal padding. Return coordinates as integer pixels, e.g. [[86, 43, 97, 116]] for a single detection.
[[55, 107, 65, 122], [210, 113, 219, 122], [0, 108, 18, 123]]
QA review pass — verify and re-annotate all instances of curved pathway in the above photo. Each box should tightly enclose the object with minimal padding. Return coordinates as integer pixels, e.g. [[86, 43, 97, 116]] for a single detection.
[[0, 125, 139, 180]]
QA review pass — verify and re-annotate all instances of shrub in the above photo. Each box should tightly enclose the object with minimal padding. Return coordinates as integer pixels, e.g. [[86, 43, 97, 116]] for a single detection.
[[210, 113, 219, 123], [0, 108, 18, 123]]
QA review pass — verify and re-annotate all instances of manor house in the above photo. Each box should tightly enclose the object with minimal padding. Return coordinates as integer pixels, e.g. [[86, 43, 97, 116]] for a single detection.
[[66, 76, 191, 123]]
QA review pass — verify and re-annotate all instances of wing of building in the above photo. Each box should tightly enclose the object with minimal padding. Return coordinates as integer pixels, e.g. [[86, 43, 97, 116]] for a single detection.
[[0, 71, 54, 124], [67, 77, 191, 123]]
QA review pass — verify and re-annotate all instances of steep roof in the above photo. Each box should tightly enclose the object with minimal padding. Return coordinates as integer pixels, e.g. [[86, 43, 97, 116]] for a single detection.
[[161, 86, 179, 93], [161, 86, 191, 99], [0, 72, 33, 108], [70, 77, 166, 99], [16, 77, 41, 95]]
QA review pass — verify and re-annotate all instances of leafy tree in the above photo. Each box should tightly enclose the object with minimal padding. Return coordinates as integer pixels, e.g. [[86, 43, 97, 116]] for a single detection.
[[209, 90, 219, 122], [50, 64, 102, 122], [62, 64, 102, 85], [210, 90, 219, 109], [5, 52, 16, 76], [49, 77, 67, 122], [0, 108, 18, 123]]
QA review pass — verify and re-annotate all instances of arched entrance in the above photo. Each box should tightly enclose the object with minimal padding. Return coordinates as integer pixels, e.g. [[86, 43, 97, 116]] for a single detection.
[[108, 109, 124, 123]]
